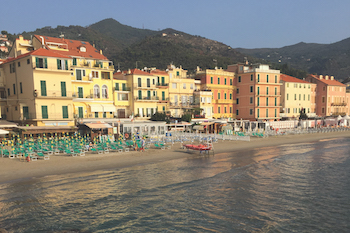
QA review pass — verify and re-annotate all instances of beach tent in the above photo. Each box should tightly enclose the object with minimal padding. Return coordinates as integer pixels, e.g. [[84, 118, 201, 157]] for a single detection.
[[343, 115, 350, 126]]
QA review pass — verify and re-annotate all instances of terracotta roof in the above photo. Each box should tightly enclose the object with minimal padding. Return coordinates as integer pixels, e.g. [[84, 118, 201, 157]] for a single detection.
[[121, 68, 154, 76], [307, 74, 345, 86], [1, 48, 70, 65], [33, 35, 108, 60], [150, 69, 168, 75], [280, 74, 311, 84]]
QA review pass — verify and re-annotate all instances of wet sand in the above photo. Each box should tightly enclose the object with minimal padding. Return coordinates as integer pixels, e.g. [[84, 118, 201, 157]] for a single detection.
[[1, 131, 350, 183]]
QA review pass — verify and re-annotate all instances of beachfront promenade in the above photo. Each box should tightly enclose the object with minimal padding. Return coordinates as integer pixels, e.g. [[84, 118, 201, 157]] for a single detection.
[[1, 127, 350, 183]]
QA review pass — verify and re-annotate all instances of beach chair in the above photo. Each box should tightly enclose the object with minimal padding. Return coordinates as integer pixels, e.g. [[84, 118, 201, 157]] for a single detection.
[[36, 152, 50, 160]]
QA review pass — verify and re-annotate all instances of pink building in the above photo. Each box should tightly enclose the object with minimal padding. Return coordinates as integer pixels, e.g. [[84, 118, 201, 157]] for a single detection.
[[306, 74, 348, 116]]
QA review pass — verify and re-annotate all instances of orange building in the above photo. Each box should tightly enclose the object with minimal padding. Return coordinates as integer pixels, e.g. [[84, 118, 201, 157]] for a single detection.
[[195, 67, 235, 119], [305, 74, 348, 116], [228, 63, 281, 121]]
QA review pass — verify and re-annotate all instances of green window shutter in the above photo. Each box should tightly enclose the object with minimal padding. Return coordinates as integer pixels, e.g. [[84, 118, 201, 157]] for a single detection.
[[23, 106, 29, 119], [224, 93, 227, 99], [95, 112, 99, 118], [161, 77, 165, 84], [78, 87, 83, 98], [78, 107, 83, 118], [225, 79, 227, 85], [76, 70, 82, 80], [65, 60, 68, 70], [211, 77, 213, 84], [122, 83, 126, 91], [62, 106, 68, 119], [35, 57, 39, 68], [162, 91, 165, 100], [40, 81, 47, 96], [115, 83, 119, 91], [147, 90, 151, 99], [44, 58, 48, 68], [57, 59, 61, 69], [61, 82, 66, 97], [218, 78, 220, 84], [138, 90, 142, 99], [257, 97, 260, 106], [42, 106, 48, 119], [73, 58, 77, 66]]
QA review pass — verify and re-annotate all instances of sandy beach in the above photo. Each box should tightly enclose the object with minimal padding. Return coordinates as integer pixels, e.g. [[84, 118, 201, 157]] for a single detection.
[[1, 131, 350, 184]]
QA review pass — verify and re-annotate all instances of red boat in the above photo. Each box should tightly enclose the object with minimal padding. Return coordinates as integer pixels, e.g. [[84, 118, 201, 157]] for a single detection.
[[183, 143, 213, 153]]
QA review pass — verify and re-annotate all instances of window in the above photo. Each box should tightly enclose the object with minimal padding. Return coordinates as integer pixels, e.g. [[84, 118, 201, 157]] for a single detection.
[[115, 83, 119, 91], [250, 97, 253, 104], [61, 82, 67, 97], [76, 70, 82, 80], [103, 112, 106, 118], [162, 91, 165, 100], [250, 109, 253, 115], [218, 107, 221, 113], [73, 58, 77, 66], [27, 59, 30, 64], [250, 86, 253, 93], [237, 88, 239, 94], [230, 107, 232, 113], [20, 82, 23, 94], [190, 83, 194, 89], [275, 87, 277, 95], [7, 88, 10, 96], [138, 78, 142, 87], [211, 77, 213, 84], [308, 94, 310, 101], [275, 75, 277, 83], [35, 57, 47, 68], [299, 94, 301, 100], [102, 85, 108, 98], [40, 80, 47, 96], [172, 83, 177, 89], [266, 75, 269, 83], [257, 87, 260, 95], [183, 83, 186, 89], [122, 83, 126, 91], [13, 84, 16, 95], [23, 106, 29, 119], [224, 93, 227, 99], [78, 107, 84, 118], [236, 109, 239, 115], [78, 87, 83, 98], [57, 59, 68, 70], [257, 97, 260, 106], [266, 109, 268, 117], [230, 79, 233, 85], [266, 97, 269, 106], [94, 85, 100, 98], [257, 109, 260, 118], [251, 74, 253, 81], [224, 107, 227, 113], [218, 93, 221, 99], [266, 87, 269, 95], [275, 98, 277, 106], [62, 106, 68, 119], [224, 78, 227, 85], [322, 96, 325, 103], [257, 74, 260, 82], [10, 63, 15, 73], [230, 93, 232, 99], [303, 94, 305, 100], [91, 71, 98, 78], [138, 90, 142, 100], [287, 93, 289, 100], [147, 78, 150, 87], [218, 78, 220, 84], [18, 62, 20, 67], [95, 112, 99, 118], [275, 109, 277, 117], [42, 106, 48, 119], [238, 76, 241, 82], [153, 79, 155, 85], [176, 71, 180, 76], [294, 94, 297, 100]]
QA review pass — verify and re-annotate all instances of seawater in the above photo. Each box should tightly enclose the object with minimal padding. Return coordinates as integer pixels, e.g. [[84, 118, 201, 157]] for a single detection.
[[0, 137, 350, 233]]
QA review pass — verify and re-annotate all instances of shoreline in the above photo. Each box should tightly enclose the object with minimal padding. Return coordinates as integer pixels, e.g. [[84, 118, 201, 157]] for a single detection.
[[1, 131, 350, 184]]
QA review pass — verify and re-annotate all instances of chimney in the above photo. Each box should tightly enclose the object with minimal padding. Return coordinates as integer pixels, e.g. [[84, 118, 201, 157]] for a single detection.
[[100, 50, 103, 55], [325, 75, 329, 80], [319, 75, 323, 79], [331, 76, 334, 80], [127, 69, 131, 74]]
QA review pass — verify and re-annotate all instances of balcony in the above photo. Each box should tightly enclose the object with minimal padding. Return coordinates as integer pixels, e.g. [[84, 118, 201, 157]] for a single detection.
[[331, 102, 347, 106], [34, 90, 73, 98], [158, 97, 170, 102], [134, 96, 159, 101], [156, 83, 169, 88], [22, 113, 73, 120], [215, 99, 232, 104], [133, 83, 157, 89], [114, 87, 131, 92], [72, 92, 94, 99], [169, 102, 193, 108], [256, 92, 281, 96]]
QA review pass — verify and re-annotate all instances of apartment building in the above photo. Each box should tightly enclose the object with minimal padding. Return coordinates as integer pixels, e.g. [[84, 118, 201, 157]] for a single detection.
[[228, 63, 281, 121], [306, 74, 349, 116], [195, 67, 235, 119], [280, 74, 316, 118]]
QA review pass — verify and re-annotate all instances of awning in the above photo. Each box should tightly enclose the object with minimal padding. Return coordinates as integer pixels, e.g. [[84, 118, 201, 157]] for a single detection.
[[0, 129, 9, 135], [193, 125, 204, 130], [201, 122, 215, 126], [89, 104, 116, 112], [85, 123, 113, 129], [89, 104, 103, 112]]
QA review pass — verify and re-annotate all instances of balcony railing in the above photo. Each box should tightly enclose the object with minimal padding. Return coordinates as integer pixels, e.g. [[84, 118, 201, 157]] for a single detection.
[[216, 99, 232, 104], [133, 83, 157, 89], [134, 96, 159, 101], [169, 102, 193, 108], [156, 83, 169, 88], [256, 92, 281, 96], [34, 90, 73, 98], [22, 113, 73, 120], [114, 87, 131, 92], [158, 97, 170, 102], [331, 102, 347, 106]]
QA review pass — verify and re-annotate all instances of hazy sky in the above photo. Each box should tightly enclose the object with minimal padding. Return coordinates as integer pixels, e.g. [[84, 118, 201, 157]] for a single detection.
[[2, 0, 350, 48]]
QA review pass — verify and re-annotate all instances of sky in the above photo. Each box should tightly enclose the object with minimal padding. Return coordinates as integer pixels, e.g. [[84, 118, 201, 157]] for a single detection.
[[2, 0, 350, 49]]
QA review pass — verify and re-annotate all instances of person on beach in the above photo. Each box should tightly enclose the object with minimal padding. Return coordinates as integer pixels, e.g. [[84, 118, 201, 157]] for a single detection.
[[140, 138, 145, 152]]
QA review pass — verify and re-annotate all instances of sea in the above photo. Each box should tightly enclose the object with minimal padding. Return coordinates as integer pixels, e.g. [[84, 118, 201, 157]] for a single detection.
[[0, 137, 350, 233]]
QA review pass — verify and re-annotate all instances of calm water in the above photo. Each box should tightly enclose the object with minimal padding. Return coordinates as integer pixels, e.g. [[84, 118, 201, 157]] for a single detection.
[[0, 138, 350, 232]]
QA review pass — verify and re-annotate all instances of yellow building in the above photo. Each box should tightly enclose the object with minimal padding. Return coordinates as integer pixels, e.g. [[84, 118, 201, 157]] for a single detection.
[[114, 69, 158, 118], [113, 73, 132, 118], [167, 64, 195, 118], [31, 35, 115, 121], [149, 69, 170, 114], [280, 74, 316, 118]]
